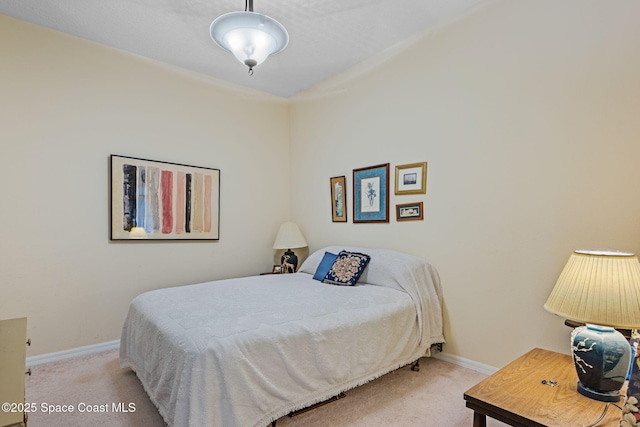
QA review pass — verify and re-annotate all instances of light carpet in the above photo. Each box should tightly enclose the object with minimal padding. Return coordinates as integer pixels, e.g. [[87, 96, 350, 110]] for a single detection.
[[25, 349, 507, 426]]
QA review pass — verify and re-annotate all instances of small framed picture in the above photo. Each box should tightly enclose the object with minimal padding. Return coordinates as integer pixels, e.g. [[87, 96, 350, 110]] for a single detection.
[[395, 162, 427, 195], [272, 265, 283, 274], [396, 202, 424, 221], [353, 163, 390, 223], [330, 176, 347, 222]]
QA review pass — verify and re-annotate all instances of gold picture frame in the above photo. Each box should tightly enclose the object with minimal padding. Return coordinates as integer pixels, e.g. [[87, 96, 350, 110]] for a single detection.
[[396, 202, 424, 221], [330, 176, 347, 222], [395, 162, 427, 195]]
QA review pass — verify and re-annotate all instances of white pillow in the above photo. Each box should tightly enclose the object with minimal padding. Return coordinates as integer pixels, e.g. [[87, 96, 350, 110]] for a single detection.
[[299, 245, 429, 293]]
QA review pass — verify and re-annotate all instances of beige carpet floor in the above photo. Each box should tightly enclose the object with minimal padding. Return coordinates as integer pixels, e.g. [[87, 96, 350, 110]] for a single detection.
[[25, 349, 508, 427]]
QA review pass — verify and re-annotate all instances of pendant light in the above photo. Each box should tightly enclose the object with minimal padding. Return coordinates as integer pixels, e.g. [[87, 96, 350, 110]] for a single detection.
[[209, 0, 289, 75]]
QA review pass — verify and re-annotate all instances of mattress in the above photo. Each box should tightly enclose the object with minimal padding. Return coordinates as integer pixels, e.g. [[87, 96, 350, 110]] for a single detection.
[[120, 246, 444, 427]]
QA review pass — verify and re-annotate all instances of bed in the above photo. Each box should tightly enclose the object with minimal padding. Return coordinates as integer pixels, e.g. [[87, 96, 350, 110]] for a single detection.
[[119, 246, 444, 427]]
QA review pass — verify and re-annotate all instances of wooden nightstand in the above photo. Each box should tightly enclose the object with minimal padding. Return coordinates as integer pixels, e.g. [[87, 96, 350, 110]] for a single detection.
[[261, 265, 285, 275], [464, 348, 622, 427]]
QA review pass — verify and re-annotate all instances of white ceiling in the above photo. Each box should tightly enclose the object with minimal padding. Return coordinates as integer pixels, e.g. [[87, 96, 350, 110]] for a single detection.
[[0, 0, 487, 98]]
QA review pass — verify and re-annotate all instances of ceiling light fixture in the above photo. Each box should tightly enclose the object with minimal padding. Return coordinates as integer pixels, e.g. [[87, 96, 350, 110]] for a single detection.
[[209, 0, 289, 76]]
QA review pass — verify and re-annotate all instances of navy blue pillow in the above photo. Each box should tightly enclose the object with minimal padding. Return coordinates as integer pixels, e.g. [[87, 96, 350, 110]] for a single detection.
[[322, 251, 371, 286], [312, 252, 338, 281]]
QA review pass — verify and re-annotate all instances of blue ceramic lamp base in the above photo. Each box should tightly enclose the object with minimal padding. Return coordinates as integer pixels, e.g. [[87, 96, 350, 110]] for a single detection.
[[577, 382, 624, 402], [571, 324, 631, 403]]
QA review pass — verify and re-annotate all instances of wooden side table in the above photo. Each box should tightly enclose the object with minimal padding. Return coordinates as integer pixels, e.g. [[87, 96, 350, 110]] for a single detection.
[[464, 348, 622, 427]]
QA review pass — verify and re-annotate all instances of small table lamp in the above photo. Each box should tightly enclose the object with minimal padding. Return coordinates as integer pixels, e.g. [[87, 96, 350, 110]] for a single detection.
[[544, 250, 640, 402], [273, 222, 308, 273]]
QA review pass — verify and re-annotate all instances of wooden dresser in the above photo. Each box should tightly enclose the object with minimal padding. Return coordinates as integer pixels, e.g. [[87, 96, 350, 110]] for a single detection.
[[0, 318, 29, 427]]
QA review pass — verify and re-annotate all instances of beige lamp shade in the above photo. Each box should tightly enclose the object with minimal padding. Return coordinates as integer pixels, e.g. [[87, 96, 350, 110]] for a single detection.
[[544, 249, 640, 329], [273, 222, 307, 250]]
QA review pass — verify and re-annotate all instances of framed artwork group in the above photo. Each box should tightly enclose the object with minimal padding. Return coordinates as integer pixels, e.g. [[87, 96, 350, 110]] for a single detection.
[[330, 161, 427, 223]]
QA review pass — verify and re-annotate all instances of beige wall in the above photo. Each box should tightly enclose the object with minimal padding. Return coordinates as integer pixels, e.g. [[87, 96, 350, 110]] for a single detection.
[[289, 0, 640, 368], [2, 0, 640, 369], [0, 16, 291, 356]]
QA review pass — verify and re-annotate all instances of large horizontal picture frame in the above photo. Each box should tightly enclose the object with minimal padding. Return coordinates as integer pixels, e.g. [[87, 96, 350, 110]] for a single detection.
[[395, 162, 427, 195], [353, 163, 390, 223], [396, 202, 424, 221], [110, 155, 220, 240], [330, 175, 347, 223]]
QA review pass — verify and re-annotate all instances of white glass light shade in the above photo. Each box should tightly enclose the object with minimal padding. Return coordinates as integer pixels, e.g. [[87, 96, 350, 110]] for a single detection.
[[210, 11, 288, 70]]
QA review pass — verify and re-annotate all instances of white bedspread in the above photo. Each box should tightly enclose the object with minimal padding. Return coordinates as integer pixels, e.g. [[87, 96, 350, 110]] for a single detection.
[[120, 247, 444, 427]]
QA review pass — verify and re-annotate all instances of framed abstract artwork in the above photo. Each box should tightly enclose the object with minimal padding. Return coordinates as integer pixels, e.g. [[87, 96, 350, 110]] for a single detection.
[[396, 202, 424, 221], [395, 162, 427, 195], [353, 163, 389, 223], [330, 176, 347, 222], [110, 155, 220, 240]]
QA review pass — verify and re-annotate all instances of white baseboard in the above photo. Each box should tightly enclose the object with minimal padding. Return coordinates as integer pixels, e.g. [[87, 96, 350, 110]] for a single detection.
[[432, 351, 498, 376], [26, 339, 498, 377], [26, 339, 120, 367]]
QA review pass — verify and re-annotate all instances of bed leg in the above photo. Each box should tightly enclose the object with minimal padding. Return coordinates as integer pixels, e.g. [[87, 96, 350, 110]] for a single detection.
[[271, 421, 277, 427], [411, 359, 420, 372]]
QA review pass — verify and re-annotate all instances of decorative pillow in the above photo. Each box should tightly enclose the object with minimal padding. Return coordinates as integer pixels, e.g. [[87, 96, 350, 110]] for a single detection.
[[322, 251, 371, 286], [313, 252, 338, 281]]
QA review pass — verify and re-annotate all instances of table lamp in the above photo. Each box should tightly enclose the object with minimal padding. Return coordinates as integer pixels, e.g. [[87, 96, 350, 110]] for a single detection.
[[544, 249, 640, 402], [273, 222, 307, 273]]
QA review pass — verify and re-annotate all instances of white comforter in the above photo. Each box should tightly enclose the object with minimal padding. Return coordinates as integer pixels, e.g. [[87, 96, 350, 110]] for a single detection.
[[120, 247, 444, 427]]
